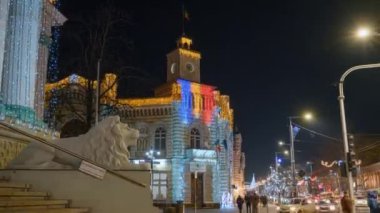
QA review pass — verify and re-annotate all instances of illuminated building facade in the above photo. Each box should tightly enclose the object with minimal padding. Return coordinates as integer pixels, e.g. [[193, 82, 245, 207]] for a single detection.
[[44, 73, 118, 135], [119, 36, 235, 207], [232, 128, 246, 198], [0, 0, 65, 127], [0, 0, 65, 168]]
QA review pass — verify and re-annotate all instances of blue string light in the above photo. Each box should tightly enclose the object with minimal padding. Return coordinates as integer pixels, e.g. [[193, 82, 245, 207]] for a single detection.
[[45, 0, 61, 128]]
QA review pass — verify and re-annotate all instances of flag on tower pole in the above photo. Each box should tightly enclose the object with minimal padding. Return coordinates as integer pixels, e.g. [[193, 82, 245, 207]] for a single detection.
[[184, 8, 190, 21], [182, 4, 190, 35]]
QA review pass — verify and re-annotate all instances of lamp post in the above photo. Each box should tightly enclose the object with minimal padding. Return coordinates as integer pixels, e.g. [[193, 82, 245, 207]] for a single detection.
[[146, 149, 161, 190], [306, 161, 313, 177], [275, 150, 289, 173], [275, 152, 280, 173], [288, 113, 312, 197], [338, 63, 380, 203]]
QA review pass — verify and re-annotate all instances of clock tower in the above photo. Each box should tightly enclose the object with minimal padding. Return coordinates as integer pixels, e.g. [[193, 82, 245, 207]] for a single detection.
[[166, 36, 201, 83]]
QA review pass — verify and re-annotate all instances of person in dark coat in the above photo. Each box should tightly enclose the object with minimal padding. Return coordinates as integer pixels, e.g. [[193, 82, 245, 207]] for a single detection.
[[251, 192, 260, 213], [341, 191, 353, 213], [244, 193, 252, 213], [368, 191, 378, 213], [237, 195, 244, 213], [261, 195, 268, 207]]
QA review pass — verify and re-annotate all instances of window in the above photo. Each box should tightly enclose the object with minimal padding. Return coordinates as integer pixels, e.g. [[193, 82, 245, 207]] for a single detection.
[[137, 139, 148, 152], [152, 172, 167, 200], [190, 128, 201, 148], [154, 127, 166, 154]]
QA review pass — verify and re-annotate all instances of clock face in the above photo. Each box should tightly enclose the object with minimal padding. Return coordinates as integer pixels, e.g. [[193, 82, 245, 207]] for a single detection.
[[170, 63, 177, 74], [186, 62, 194, 73]]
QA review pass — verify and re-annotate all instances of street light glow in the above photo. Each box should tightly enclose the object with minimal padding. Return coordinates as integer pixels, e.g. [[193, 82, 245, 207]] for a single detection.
[[356, 27, 371, 38], [278, 141, 284, 146], [304, 112, 313, 120], [284, 150, 289, 155]]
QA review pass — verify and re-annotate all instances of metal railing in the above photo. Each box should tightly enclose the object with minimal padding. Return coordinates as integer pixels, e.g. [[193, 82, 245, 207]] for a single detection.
[[0, 121, 147, 188]]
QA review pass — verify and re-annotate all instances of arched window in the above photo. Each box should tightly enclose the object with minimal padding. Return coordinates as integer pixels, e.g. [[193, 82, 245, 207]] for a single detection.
[[190, 128, 201, 149], [154, 127, 166, 154]]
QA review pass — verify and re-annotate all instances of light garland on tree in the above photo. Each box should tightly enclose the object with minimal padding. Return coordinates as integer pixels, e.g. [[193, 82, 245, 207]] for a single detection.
[[45, 0, 61, 128]]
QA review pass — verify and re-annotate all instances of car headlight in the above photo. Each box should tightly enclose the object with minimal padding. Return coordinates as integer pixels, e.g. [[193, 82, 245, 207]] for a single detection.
[[315, 206, 320, 210], [277, 206, 280, 211], [329, 205, 336, 211], [290, 207, 296, 211]]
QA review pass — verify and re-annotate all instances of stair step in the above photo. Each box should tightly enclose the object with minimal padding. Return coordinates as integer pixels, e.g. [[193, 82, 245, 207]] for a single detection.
[[0, 200, 69, 210], [0, 191, 49, 200], [0, 208, 90, 213], [0, 183, 30, 191]]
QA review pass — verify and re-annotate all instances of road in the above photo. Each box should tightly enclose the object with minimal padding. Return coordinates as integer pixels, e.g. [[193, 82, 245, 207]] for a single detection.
[[185, 205, 278, 213]]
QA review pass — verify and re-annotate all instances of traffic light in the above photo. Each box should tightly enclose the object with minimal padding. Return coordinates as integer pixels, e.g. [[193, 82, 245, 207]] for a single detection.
[[298, 169, 306, 178], [347, 134, 356, 172], [338, 160, 347, 177]]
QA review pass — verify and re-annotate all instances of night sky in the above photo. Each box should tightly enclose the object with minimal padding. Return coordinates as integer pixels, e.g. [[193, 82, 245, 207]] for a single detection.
[[60, 0, 380, 179]]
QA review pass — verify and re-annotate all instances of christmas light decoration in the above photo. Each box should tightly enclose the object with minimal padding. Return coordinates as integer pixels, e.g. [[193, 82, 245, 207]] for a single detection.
[[45, 0, 64, 128]]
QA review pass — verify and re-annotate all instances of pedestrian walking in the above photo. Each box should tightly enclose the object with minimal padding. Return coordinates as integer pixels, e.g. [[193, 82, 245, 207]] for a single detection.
[[368, 191, 378, 213], [237, 195, 244, 213], [341, 191, 353, 213], [252, 192, 260, 213], [245, 193, 252, 213], [260, 195, 268, 207]]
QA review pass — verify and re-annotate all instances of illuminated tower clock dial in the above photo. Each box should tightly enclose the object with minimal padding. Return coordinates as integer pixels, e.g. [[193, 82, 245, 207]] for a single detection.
[[170, 63, 177, 74]]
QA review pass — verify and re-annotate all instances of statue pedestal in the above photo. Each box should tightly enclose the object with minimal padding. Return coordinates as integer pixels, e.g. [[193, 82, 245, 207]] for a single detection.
[[0, 169, 159, 213]]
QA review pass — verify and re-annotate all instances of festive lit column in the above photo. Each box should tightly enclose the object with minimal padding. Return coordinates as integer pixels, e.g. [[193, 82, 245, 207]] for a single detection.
[[1, 0, 43, 121], [0, 0, 10, 89], [171, 102, 185, 202]]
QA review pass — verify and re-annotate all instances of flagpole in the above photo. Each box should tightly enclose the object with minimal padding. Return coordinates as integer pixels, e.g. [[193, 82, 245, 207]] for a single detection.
[[182, 3, 185, 35]]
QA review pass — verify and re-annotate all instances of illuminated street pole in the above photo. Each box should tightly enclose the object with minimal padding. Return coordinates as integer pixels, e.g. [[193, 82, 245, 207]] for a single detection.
[[275, 150, 288, 173], [288, 113, 312, 197], [146, 150, 160, 190], [289, 117, 296, 197], [95, 59, 101, 125], [338, 63, 380, 206], [275, 152, 279, 173]]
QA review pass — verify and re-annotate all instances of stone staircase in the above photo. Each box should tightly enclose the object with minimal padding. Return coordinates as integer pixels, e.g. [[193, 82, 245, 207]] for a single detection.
[[0, 180, 89, 213]]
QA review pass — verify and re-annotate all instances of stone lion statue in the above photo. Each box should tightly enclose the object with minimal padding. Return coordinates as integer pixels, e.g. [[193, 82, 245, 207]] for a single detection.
[[8, 116, 142, 169]]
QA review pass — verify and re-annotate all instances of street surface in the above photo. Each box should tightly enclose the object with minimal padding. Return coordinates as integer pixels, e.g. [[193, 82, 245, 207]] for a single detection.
[[185, 205, 278, 213]]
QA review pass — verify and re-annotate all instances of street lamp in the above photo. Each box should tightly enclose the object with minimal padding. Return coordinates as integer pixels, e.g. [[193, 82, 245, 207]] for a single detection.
[[278, 141, 287, 146], [289, 112, 313, 197], [355, 27, 380, 39], [338, 63, 380, 204], [146, 149, 161, 190], [356, 27, 371, 38], [275, 150, 289, 173], [306, 161, 313, 177]]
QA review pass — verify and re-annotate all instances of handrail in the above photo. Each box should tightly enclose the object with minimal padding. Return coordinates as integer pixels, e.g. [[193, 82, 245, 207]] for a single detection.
[[0, 121, 147, 188]]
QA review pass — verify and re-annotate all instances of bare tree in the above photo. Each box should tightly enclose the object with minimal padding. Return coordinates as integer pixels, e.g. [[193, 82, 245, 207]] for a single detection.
[[47, 2, 151, 136]]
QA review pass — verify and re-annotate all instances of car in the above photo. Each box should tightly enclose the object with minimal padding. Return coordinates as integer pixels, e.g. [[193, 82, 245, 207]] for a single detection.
[[355, 196, 370, 213], [278, 198, 316, 213], [315, 199, 339, 213]]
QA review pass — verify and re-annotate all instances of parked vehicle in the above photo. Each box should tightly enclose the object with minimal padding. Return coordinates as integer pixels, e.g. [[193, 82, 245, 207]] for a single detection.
[[278, 198, 316, 213], [315, 199, 339, 213], [355, 195, 370, 213]]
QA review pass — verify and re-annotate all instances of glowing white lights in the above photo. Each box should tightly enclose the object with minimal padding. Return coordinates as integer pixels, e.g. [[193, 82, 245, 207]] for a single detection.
[[356, 27, 371, 38]]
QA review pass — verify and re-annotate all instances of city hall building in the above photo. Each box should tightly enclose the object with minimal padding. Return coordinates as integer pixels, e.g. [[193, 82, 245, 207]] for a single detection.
[[45, 36, 243, 207], [119, 36, 235, 207]]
